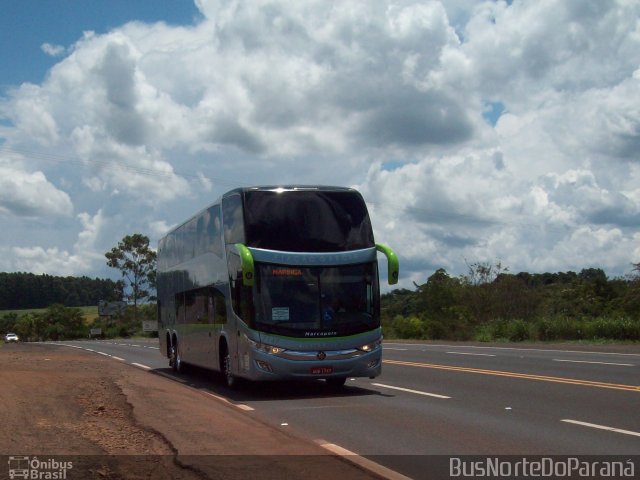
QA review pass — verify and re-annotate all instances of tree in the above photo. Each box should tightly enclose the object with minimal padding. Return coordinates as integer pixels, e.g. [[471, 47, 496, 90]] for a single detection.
[[460, 260, 508, 323], [418, 268, 461, 319], [105, 234, 157, 321], [42, 304, 86, 340], [0, 312, 18, 334], [623, 262, 640, 317]]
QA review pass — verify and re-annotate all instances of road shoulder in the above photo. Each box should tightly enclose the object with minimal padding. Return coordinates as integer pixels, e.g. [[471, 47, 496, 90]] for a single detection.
[[0, 343, 380, 480]]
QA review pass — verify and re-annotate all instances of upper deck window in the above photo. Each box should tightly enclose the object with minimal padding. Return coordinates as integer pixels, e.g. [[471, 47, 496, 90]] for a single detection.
[[222, 194, 246, 245], [243, 190, 374, 252]]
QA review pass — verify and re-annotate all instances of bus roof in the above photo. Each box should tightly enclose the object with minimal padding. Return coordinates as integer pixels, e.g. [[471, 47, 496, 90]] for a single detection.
[[159, 186, 364, 241], [223, 185, 357, 197]]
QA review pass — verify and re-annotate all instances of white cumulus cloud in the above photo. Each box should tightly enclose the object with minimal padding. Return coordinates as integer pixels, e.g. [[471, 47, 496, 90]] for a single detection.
[[41, 43, 66, 57], [0, 155, 73, 218], [1, 0, 639, 283]]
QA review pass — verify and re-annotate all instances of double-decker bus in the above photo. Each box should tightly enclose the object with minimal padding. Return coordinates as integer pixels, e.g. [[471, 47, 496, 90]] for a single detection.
[[157, 186, 398, 388]]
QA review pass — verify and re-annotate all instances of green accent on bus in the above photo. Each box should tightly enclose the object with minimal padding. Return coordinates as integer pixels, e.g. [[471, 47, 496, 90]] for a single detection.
[[235, 243, 255, 287], [376, 243, 399, 285]]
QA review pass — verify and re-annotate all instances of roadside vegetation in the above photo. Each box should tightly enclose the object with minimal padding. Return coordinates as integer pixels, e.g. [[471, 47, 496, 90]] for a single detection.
[[0, 304, 157, 341], [1, 240, 639, 343], [0, 233, 158, 342], [0, 272, 119, 310], [382, 261, 640, 342]]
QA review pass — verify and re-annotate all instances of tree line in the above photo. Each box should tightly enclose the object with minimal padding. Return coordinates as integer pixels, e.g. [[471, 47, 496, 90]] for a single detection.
[[382, 262, 640, 341], [2, 230, 639, 343], [0, 272, 120, 310], [0, 234, 157, 342], [1, 303, 157, 342]]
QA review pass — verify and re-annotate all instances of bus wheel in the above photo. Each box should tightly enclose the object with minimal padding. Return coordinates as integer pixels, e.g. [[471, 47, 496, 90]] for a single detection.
[[170, 343, 178, 371], [326, 377, 347, 389], [171, 341, 184, 373], [223, 350, 236, 388]]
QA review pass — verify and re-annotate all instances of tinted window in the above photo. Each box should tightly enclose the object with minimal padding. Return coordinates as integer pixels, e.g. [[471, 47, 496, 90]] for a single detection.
[[253, 263, 379, 337], [184, 289, 208, 325], [244, 190, 374, 252], [213, 287, 227, 324], [195, 213, 208, 257], [175, 229, 185, 264], [184, 218, 197, 261], [207, 205, 223, 256], [222, 194, 245, 244]]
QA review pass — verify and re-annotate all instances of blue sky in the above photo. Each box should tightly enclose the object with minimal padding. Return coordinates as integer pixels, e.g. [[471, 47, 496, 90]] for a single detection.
[[1, 0, 639, 287], [1, 1, 201, 89]]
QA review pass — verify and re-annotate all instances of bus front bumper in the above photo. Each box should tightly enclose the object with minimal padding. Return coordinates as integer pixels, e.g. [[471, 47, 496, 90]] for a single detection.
[[246, 347, 382, 381]]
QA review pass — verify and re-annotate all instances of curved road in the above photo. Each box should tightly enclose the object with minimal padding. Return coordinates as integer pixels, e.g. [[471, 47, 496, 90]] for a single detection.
[[46, 340, 640, 479]]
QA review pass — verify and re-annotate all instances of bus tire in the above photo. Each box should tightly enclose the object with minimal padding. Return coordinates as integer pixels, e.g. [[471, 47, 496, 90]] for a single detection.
[[171, 339, 185, 373], [221, 345, 236, 388], [170, 341, 177, 371]]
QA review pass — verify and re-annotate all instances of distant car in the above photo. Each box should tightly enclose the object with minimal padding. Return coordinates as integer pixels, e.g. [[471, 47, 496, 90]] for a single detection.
[[4, 333, 19, 342]]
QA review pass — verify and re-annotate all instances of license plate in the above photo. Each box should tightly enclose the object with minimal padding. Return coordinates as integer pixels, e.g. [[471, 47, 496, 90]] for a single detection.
[[311, 366, 333, 375]]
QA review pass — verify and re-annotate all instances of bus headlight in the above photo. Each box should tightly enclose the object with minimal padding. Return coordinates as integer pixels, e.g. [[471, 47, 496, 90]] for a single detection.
[[357, 339, 382, 353], [249, 340, 285, 355]]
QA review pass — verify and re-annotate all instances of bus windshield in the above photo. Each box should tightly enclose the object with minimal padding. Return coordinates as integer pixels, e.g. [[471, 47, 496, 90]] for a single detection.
[[243, 189, 374, 252], [253, 263, 379, 337]]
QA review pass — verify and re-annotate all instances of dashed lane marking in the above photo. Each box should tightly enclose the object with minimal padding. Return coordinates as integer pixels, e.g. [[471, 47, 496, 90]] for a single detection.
[[372, 382, 450, 399], [383, 359, 640, 393], [562, 419, 640, 438], [552, 359, 634, 367], [203, 392, 254, 411], [316, 440, 412, 480], [131, 362, 151, 370]]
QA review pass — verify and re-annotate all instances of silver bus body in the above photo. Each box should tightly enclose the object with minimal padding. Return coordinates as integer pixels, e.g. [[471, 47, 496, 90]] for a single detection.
[[157, 186, 398, 386]]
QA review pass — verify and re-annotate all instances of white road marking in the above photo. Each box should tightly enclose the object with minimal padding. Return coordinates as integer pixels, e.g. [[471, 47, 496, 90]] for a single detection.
[[372, 382, 450, 399], [316, 440, 412, 480], [562, 419, 640, 438], [384, 348, 408, 351], [447, 351, 496, 357], [131, 362, 151, 370], [97, 351, 109, 356], [553, 359, 634, 367], [235, 404, 255, 411], [203, 392, 254, 411], [387, 343, 640, 357], [111, 356, 125, 361], [117, 342, 160, 350]]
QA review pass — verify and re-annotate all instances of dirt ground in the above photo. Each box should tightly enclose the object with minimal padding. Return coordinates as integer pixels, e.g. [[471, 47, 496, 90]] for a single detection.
[[0, 343, 381, 480]]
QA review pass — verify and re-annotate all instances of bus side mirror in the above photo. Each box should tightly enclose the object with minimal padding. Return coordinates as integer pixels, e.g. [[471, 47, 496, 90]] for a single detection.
[[235, 243, 255, 287], [376, 244, 399, 285]]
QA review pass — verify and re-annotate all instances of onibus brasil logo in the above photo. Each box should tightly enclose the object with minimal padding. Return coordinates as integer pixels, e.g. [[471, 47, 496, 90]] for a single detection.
[[8, 456, 73, 479]]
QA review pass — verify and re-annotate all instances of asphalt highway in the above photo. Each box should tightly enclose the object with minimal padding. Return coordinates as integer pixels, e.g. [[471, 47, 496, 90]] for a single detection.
[[46, 339, 640, 479]]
